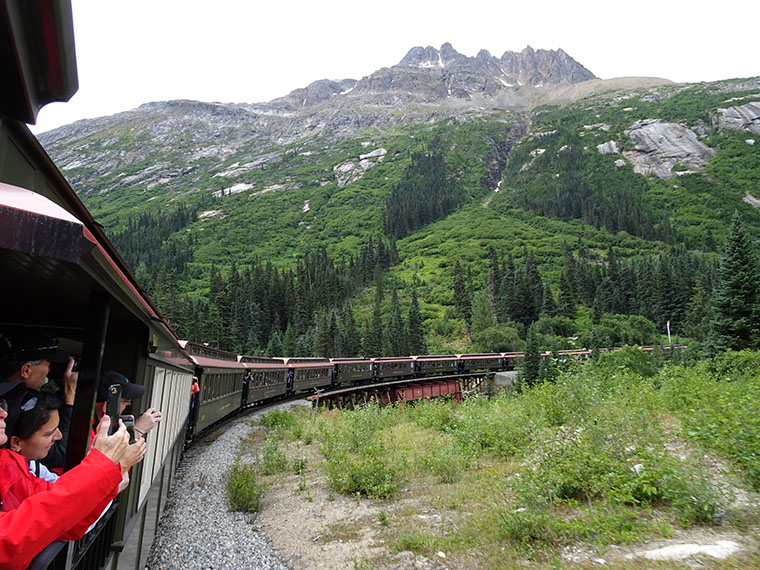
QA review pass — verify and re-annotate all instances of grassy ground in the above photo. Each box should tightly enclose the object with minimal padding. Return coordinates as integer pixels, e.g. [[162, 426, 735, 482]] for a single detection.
[[232, 348, 760, 568]]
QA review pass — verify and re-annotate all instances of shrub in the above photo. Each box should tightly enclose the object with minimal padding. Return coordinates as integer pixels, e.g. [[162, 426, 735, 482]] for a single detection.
[[422, 444, 466, 484], [226, 463, 263, 512], [325, 443, 399, 499], [261, 436, 289, 475], [261, 408, 296, 430]]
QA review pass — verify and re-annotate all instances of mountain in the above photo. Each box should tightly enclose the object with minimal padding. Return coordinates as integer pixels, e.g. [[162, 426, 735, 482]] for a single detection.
[[34, 43, 760, 354]]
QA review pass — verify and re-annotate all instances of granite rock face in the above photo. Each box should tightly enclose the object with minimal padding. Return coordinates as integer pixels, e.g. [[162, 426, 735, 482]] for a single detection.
[[622, 119, 716, 178], [718, 102, 760, 135], [333, 148, 387, 188]]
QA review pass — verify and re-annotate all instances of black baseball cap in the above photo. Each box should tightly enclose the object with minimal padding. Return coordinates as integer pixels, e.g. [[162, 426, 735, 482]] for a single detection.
[[7, 331, 69, 363], [96, 371, 145, 402], [0, 381, 25, 400]]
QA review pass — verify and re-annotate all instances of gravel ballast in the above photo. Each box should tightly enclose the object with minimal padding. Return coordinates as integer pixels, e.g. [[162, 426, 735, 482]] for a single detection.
[[146, 410, 288, 570]]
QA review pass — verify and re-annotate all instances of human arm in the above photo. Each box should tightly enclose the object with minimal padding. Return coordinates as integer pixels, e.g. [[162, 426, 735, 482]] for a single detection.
[[0, 449, 122, 570], [134, 408, 161, 438]]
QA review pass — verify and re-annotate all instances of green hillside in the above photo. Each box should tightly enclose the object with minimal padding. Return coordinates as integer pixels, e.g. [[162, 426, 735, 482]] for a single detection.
[[64, 79, 760, 356]]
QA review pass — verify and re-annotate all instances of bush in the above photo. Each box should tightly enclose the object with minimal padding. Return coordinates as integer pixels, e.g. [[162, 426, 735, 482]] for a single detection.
[[319, 404, 400, 498], [261, 436, 289, 475], [261, 408, 296, 430], [591, 345, 659, 377], [325, 442, 399, 499], [422, 444, 466, 484], [226, 463, 263, 512]]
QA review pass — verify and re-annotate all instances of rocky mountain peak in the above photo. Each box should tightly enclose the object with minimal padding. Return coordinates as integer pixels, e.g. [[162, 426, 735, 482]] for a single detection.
[[358, 43, 595, 102]]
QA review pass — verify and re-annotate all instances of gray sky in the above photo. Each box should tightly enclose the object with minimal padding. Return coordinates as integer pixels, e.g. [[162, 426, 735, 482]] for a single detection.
[[31, 0, 759, 133]]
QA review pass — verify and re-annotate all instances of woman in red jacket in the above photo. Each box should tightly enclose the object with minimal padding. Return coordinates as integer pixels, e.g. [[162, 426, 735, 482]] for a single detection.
[[0, 381, 146, 569]]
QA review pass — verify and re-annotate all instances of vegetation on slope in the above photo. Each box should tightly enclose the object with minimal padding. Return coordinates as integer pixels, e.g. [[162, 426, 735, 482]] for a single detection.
[[241, 348, 760, 568]]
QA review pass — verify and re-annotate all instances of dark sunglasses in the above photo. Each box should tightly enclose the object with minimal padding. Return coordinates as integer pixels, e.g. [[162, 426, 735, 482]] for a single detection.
[[0, 399, 6, 412]]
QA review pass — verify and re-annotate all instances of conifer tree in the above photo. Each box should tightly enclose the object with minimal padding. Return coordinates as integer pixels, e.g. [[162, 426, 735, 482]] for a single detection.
[[470, 290, 496, 337], [407, 287, 426, 355], [709, 212, 759, 351], [453, 260, 471, 325], [313, 308, 331, 357], [340, 303, 360, 357], [521, 325, 541, 387], [265, 331, 284, 357], [282, 323, 298, 356], [557, 271, 577, 319], [541, 283, 556, 316], [387, 289, 407, 356]]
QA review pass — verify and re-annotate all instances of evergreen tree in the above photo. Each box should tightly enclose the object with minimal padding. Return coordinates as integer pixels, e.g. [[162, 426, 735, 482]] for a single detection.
[[541, 283, 556, 316], [387, 289, 407, 356], [521, 325, 541, 387], [283, 324, 297, 357], [452, 260, 471, 325], [470, 290, 496, 337], [340, 303, 360, 357], [684, 285, 711, 342], [313, 308, 331, 357], [709, 212, 760, 351], [407, 287, 426, 354], [589, 328, 601, 359], [265, 331, 284, 357], [557, 271, 577, 318]]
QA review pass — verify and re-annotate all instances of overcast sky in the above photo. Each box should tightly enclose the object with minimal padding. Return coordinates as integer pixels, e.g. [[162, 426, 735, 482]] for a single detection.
[[31, 0, 758, 134]]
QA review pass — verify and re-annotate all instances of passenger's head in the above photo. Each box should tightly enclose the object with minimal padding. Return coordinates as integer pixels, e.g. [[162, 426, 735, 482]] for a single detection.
[[7, 391, 63, 461], [0, 382, 25, 446], [0, 331, 69, 390], [94, 371, 145, 419]]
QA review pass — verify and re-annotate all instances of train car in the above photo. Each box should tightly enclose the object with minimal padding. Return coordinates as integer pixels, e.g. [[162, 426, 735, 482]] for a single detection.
[[500, 352, 524, 370], [181, 341, 245, 433], [413, 354, 460, 376], [331, 357, 373, 385], [284, 357, 333, 392], [239, 355, 288, 403], [458, 352, 504, 372], [0, 4, 196, 566], [372, 356, 415, 380]]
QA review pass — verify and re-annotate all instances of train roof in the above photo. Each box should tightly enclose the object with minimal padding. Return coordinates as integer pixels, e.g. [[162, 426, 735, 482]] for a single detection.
[[0, 0, 79, 124], [0, 121, 184, 357], [413, 354, 458, 360], [238, 355, 286, 365], [180, 341, 245, 369], [283, 357, 332, 368], [457, 352, 502, 359]]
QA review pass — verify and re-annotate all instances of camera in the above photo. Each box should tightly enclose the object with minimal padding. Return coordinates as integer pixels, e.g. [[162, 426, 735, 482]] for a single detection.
[[120, 415, 136, 443]]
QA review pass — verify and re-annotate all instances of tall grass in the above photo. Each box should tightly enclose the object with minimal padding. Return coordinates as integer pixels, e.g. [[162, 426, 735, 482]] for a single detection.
[[261, 349, 760, 560]]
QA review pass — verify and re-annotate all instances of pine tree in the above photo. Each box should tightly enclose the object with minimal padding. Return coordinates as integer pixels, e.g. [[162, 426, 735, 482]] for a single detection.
[[709, 212, 760, 351], [407, 287, 426, 355], [453, 260, 471, 325], [265, 331, 284, 357], [470, 289, 496, 337], [387, 289, 407, 356], [541, 283, 556, 316], [684, 285, 711, 342], [340, 303, 360, 357], [283, 324, 297, 357], [558, 271, 577, 318], [521, 325, 541, 387]]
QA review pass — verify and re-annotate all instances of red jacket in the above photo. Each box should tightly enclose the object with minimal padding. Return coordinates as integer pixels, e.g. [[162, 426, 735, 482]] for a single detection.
[[0, 448, 122, 570]]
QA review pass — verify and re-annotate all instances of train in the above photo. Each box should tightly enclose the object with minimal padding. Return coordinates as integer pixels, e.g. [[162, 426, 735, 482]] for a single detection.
[[184, 345, 680, 437]]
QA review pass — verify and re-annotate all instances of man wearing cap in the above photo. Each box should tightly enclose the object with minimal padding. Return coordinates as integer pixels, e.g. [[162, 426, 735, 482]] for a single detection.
[[0, 380, 147, 569], [0, 331, 78, 469], [93, 371, 161, 442]]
